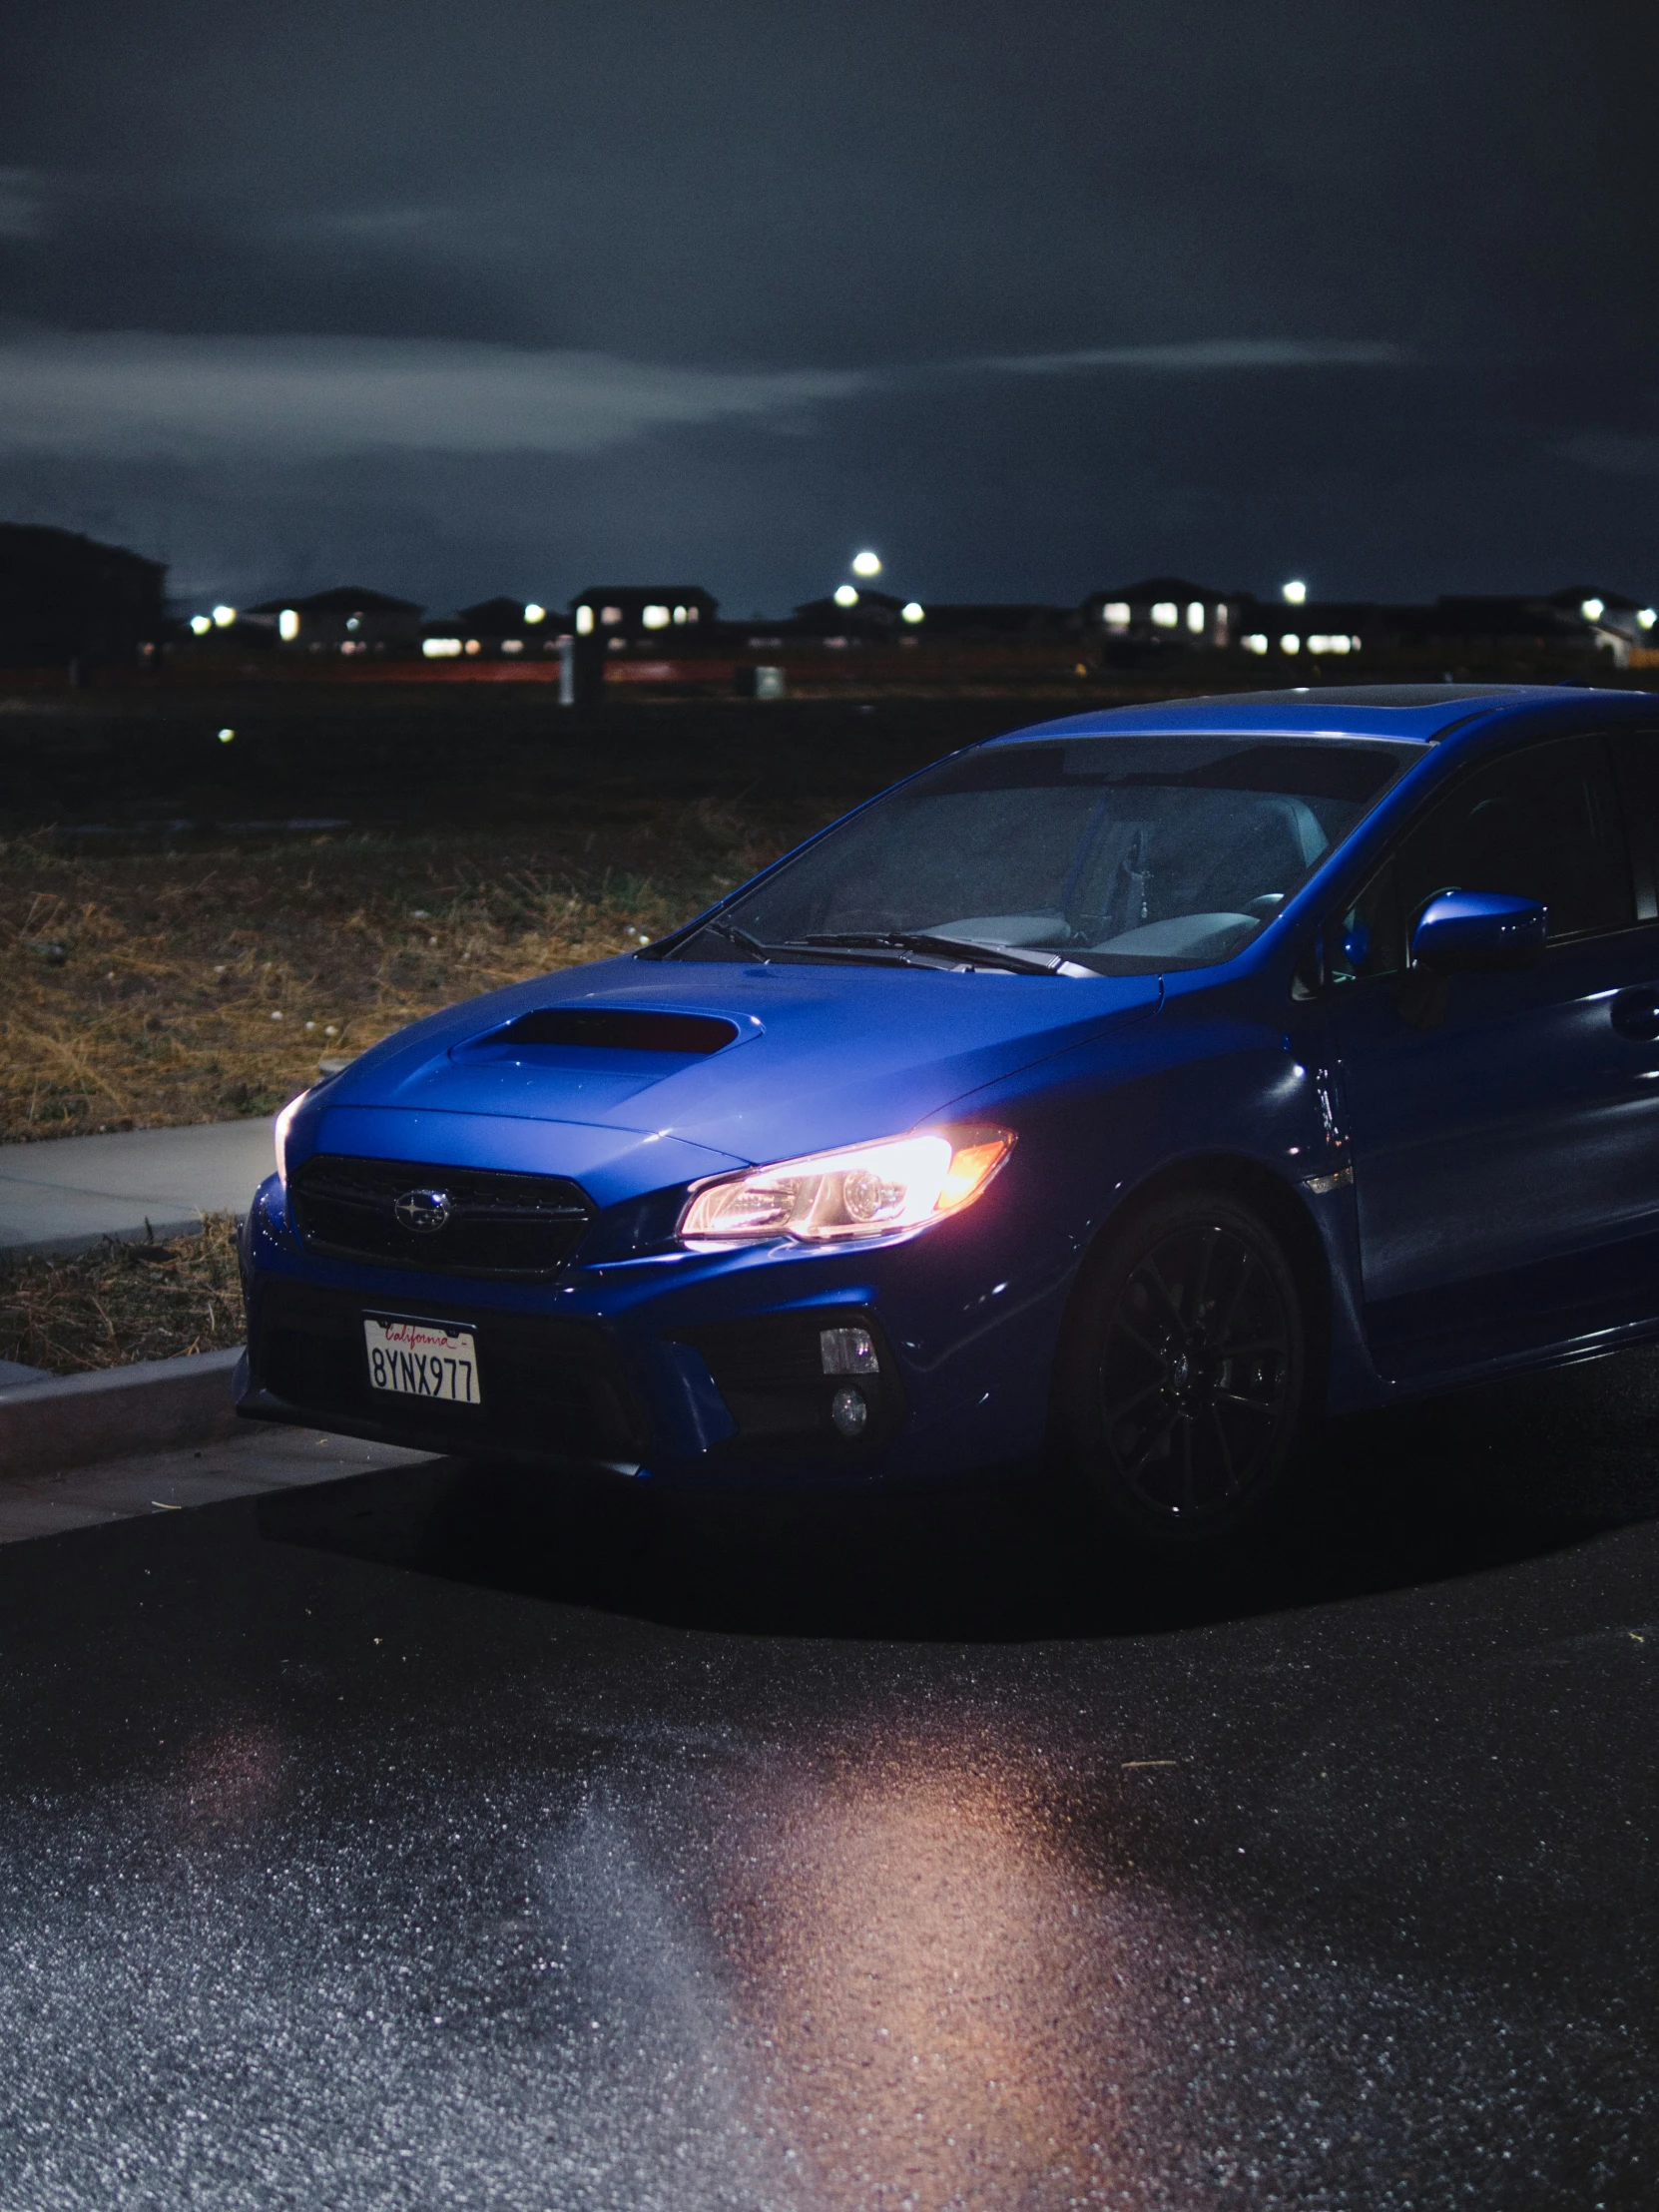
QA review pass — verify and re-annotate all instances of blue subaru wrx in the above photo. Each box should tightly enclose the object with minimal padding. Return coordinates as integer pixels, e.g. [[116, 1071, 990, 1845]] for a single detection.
[[237, 683, 1659, 1547]]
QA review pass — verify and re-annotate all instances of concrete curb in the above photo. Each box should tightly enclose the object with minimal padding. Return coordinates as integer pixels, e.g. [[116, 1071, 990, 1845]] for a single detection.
[[0, 1348, 244, 1479], [1, 1215, 212, 1266]]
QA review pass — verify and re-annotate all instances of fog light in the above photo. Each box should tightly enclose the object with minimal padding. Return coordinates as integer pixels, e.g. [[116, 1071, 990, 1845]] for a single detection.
[[830, 1384, 868, 1439], [821, 1325, 878, 1377]]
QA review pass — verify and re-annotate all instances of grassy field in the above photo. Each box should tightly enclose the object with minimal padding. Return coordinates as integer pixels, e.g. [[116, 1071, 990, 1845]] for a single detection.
[[0, 800, 796, 1139], [0, 1216, 244, 1375], [1, 692, 1044, 1140]]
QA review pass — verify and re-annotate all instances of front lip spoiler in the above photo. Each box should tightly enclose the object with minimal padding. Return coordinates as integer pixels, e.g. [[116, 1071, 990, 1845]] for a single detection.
[[235, 1382, 643, 1478]]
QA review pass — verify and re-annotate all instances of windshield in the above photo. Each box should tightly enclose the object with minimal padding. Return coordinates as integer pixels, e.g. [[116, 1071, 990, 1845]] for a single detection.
[[673, 735, 1420, 974]]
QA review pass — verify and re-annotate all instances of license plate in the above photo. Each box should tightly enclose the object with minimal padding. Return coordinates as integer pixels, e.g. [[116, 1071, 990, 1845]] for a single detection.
[[363, 1316, 482, 1406]]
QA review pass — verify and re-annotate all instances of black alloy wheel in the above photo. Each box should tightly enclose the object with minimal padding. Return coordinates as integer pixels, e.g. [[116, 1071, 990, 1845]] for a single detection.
[[1060, 1190, 1309, 1548]]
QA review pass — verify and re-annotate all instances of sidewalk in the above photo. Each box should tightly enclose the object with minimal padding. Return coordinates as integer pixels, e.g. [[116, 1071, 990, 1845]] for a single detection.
[[0, 1119, 276, 1264], [0, 1423, 431, 1544]]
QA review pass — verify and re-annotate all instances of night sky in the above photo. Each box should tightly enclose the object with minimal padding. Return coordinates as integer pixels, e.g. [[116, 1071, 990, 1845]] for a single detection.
[[2, 1, 1654, 619]]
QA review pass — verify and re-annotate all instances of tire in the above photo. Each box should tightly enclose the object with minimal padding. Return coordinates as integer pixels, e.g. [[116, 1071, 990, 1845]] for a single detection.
[[1057, 1187, 1310, 1550]]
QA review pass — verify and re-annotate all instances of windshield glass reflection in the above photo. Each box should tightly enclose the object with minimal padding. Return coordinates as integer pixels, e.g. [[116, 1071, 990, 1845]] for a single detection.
[[681, 737, 1415, 974]]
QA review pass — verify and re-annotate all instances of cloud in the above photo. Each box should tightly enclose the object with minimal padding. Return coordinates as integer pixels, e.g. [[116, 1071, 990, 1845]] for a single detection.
[[0, 325, 1415, 464], [0, 329, 868, 459], [268, 203, 502, 255], [977, 337, 1414, 375], [0, 169, 56, 242], [1557, 431, 1659, 482], [288, 207, 463, 242]]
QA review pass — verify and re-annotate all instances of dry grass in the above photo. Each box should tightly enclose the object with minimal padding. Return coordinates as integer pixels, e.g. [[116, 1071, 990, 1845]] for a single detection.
[[0, 796, 814, 1142], [0, 1214, 245, 1374]]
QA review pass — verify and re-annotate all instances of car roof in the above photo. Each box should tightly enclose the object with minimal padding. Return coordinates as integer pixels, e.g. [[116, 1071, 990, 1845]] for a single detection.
[[993, 683, 1652, 749]]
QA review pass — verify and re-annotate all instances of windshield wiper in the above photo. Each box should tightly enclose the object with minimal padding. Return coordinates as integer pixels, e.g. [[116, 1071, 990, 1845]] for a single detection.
[[692, 915, 936, 969], [697, 916, 1081, 975], [798, 930, 1070, 975], [700, 914, 774, 956]]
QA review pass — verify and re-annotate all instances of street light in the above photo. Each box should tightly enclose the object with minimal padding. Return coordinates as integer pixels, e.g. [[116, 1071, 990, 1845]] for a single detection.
[[851, 550, 882, 578], [1281, 581, 1308, 606], [833, 584, 859, 609]]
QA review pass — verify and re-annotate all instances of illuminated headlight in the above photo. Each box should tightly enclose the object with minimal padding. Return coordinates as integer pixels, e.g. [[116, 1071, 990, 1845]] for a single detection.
[[273, 1089, 311, 1187], [679, 1126, 1014, 1245]]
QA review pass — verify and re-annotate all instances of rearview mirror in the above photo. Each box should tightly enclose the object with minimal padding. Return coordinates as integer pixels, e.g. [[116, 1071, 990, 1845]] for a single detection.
[[1410, 889, 1546, 974]]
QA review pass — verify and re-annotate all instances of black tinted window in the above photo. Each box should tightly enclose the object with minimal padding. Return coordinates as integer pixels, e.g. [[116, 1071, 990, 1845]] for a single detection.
[[1608, 731, 1659, 921], [1327, 857, 1405, 985], [1395, 736, 1630, 942]]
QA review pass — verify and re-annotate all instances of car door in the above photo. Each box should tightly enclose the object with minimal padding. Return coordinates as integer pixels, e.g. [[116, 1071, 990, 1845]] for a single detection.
[[1318, 731, 1659, 1382]]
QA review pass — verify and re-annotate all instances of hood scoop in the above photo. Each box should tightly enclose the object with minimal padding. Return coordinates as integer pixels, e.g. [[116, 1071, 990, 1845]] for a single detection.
[[453, 1005, 741, 1070]]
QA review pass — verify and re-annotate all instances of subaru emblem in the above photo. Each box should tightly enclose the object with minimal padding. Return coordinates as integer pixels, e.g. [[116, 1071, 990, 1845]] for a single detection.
[[394, 1187, 453, 1234]]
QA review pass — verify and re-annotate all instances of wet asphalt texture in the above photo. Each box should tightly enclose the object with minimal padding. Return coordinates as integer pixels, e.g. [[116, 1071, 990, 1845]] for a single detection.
[[4, 1358, 1659, 2211]]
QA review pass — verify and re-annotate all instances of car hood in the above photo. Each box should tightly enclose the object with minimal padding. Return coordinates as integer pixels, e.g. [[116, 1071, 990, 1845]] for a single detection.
[[287, 952, 1161, 1206]]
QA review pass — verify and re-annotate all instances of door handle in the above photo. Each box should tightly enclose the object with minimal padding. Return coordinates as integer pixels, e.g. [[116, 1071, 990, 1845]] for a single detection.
[[1611, 987, 1659, 1042]]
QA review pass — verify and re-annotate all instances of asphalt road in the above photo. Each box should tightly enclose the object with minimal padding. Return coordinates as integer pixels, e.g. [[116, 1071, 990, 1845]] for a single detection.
[[4, 1357, 1659, 2211]]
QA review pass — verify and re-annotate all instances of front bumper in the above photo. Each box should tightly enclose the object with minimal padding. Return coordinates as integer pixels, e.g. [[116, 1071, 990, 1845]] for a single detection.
[[238, 1173, 1070, 1490]]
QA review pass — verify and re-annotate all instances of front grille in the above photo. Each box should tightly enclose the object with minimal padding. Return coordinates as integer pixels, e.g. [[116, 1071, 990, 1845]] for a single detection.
[[289, 1154, 595, 1279]]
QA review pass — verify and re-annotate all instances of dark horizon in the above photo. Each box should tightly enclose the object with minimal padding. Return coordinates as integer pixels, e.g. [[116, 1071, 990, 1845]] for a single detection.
[[3, 2, 1655, 617]]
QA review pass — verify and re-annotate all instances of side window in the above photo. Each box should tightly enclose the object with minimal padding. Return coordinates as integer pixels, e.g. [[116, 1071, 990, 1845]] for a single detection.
[[1607, 732, 1659, 922], [1394, 735, 1632, 943], [1327, 856, 1404, 985]]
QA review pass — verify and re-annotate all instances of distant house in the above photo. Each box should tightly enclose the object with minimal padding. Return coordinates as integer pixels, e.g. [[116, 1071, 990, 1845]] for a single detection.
[[1223, 587, 1659, 668], [571, 586, 718, 646], [1230, 589, 1659, 668], [1544, 586, 1657, 664], [789, 589, 907, 641], [0, 523, 166, 669], [1406, 595, 1610, 665], [1081, 578, 1236, 659], [247, 586, 424, 653], [417, 596, 561, 660], [911, 603, 1073, 640], [773, 595, 1075, 650], [1233, 599, 1376, 663]]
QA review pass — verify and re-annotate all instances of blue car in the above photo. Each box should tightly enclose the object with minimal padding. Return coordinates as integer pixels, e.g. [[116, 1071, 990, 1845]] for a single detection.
[[238, 682, 1659, 1547]]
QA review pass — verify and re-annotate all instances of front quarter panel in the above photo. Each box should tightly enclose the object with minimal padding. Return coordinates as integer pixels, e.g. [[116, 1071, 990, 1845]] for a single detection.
[[927, 960, 1375, 1414]]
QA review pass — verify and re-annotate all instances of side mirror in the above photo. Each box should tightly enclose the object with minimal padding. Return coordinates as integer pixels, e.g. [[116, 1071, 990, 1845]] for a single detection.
[[1410, 889, 1546, 974]]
